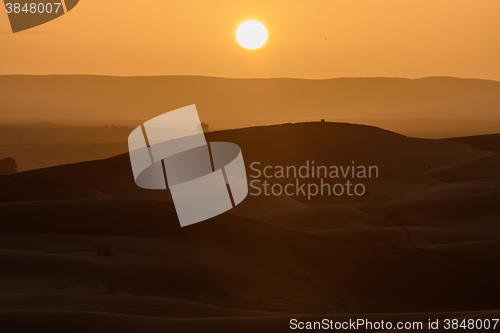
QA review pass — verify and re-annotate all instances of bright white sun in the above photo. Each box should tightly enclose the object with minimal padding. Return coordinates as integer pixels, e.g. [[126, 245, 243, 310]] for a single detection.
[[236, 20, 268, 50]]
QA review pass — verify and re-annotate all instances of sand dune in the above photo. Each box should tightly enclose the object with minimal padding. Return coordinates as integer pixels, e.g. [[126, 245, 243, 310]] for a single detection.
[[22, 122, 490, 207], [425, 239, 500, 259], [426, 154, 500, 183], [1, 122, 500, 331], [253, 205, 389, 231], [1, 198, 500, 314], [396, 181, 500, 201], [21, 158, 170, 202], [312, 226, 500, 248], [447, 133, 500, 153], [0, 175, 106, 203], [355, 189, 500, 221], [0, 310, 492, 333], [205, 123, 492, 174], [0, 294, 277, 318]]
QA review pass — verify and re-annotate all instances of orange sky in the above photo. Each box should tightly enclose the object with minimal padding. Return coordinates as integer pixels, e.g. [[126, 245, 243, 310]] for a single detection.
[[1, 0, 499, 79]]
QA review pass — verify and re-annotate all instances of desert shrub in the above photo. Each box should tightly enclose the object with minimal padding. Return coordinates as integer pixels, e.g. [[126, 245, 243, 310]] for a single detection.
[[0, 157, 18, 175]]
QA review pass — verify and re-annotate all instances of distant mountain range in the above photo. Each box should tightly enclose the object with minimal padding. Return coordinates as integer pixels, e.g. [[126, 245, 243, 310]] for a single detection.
[[1, 75, 500, 137]]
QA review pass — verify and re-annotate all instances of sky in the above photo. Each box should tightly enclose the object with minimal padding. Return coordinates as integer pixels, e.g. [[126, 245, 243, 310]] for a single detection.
[[1, 0, 499, 80]]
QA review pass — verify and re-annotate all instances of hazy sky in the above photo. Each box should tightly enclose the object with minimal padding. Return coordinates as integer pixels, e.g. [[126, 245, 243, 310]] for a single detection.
[[1, 0, 499, 79]]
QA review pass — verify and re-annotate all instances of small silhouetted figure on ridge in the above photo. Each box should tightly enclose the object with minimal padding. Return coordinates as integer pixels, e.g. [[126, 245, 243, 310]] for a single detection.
[[320, 119, 325, 123]]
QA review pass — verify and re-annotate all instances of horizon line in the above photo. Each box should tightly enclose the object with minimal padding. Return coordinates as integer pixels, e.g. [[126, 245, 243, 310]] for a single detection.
[[0, 74, 499, 83]]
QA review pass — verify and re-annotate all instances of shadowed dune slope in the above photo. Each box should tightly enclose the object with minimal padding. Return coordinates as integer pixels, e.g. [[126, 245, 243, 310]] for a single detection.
[[355, 190, 500, 220], [426, 154, 500, 183], [205, 123, 492, 174], [2, 122, 500, 331], [0, 175, 106, 203], [20, 122, 490, 206], [0, 310, 492, 333], [447, 133, 500, 153], [0, 199, 500, 314], [312, 227, 500, 248]]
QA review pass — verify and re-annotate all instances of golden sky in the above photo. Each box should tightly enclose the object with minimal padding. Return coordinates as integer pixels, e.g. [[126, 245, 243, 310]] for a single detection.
[[1, 0, 499, 79]]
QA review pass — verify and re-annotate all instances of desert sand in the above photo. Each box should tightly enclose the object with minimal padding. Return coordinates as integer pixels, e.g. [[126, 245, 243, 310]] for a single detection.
[[1, 122, 500, 332]]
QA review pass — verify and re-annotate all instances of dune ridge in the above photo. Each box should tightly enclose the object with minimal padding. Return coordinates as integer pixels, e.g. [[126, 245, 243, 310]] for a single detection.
[[1, 122, 500, 331]]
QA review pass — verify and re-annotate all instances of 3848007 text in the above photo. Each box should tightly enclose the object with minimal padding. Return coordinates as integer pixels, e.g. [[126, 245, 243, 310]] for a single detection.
[[5, 3, 62, 14], [442, 318, 498, 330]]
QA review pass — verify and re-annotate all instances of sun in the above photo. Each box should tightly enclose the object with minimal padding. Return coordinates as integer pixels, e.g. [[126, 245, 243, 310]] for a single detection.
[[236, 20, 268, 50]]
